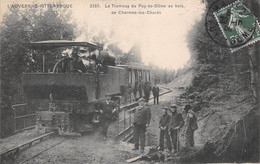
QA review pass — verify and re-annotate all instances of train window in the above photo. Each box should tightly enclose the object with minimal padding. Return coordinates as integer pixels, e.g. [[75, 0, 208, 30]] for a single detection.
[[144, 71, 147, 81], [132, 69, 135, 84], [134, 70, 138, 82], [142, 71, 145, 81], [148, 71, 151, 81]]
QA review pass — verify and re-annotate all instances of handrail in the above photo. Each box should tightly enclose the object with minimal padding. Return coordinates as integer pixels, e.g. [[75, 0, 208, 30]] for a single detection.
[[12, 103, 27, 109], [52, 57, 73, 73]]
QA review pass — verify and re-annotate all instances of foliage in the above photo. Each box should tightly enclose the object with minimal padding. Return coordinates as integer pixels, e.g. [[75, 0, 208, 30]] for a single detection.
[[181, 1, 259, 161], [185, 1, 252, 100], [118, 43, 142, 64], [148, 63, 175, 84]]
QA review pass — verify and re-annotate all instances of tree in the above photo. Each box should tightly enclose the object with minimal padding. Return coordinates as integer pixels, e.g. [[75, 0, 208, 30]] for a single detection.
[[0, 7, 76, 109], [92, 31, 107, 48], [119, 43, 142, 64]]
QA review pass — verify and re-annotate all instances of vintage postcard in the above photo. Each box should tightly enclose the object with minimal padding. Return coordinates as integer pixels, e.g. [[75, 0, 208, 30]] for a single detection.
[[0, 0, 259, 163]]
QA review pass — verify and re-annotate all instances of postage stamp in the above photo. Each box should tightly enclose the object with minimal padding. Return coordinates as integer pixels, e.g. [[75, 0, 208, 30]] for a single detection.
[[213, 0, 260, 52]]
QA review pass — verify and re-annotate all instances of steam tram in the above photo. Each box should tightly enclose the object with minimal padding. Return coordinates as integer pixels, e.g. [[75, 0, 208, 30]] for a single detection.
[[22, 40, 151, 133]]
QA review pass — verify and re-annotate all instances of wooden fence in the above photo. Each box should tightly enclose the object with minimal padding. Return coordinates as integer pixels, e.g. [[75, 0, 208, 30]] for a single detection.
[[12, 104, 36, 133]]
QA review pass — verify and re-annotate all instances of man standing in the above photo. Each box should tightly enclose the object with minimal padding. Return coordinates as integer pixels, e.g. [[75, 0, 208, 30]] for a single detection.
[[152, 84, 159, 104], [144, 82, 152, 102], [133, 98, 151, 153], [184, 105, 198, 147], [99, 99, 119, 140], [71, 47, 87, 73], [168, 104, 184, 154], [159, 107, 171, 152]]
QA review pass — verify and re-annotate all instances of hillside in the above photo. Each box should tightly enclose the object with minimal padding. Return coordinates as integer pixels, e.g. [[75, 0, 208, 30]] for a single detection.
[[167, 68, 193, 89], [175, 0, 260, 162], [164, 58, 258, 162]]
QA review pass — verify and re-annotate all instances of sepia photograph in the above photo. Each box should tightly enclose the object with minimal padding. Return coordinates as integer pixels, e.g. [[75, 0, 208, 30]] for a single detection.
[[0, 0, 259, 163]]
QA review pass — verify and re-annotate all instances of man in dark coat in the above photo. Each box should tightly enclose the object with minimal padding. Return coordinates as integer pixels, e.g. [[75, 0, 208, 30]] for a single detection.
[[168, 104, 184, 154], [184, 105, 198, 147], [152, 84, 159, 104], [99, 99, 119, 140], [144, 82, 152, 102], [133, 98, 151, 153], [159, 107, 171, 151], [71, 48, 87, 73]]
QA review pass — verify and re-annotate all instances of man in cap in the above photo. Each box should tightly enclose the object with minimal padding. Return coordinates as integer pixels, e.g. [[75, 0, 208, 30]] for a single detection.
[[184, 105, 198, 147], [158, 107, 171, 151], [133, 98, 151, 153], [152, 84, 159, 104], [168, 104, 184, 154], [98, 98, 119, 140], [144, 82, 152, 102], [70, 47, 87, 73]]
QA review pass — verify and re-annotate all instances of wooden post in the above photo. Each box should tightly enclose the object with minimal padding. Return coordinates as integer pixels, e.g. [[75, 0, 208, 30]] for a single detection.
[[43, 54, 45, 73], [118, 110, 120, 135], [129, 110, 132, 127], [123, 108, 126, 131], [13, 106, 16, 133], [248, 1, 260, 108]]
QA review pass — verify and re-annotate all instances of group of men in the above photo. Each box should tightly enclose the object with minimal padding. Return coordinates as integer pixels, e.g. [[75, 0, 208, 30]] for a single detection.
[[159, 104, 184, 153], [96, 81, 159, 141], [133, 77, 160, 104], [96, 87, 198, 157], [159, 104, 198, 155], [132, 99, 198, 155]]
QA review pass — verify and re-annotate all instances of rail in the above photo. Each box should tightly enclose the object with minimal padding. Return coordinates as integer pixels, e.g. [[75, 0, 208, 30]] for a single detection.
[[20, 137, 68, 164], [0, 132, 54, 161], [12, 104, 37, 133]]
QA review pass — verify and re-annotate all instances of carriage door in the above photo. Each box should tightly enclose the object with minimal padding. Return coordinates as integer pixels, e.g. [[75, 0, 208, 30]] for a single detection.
[[133, 69, 138, 96], [144, 71, 147, 82]]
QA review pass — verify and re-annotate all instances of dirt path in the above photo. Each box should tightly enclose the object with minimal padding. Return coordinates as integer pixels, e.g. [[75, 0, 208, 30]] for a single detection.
[[18, 134, 139, 164]]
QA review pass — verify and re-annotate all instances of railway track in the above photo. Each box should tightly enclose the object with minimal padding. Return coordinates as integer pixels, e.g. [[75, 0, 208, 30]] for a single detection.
[[19, 138, 68, 164], [1, 87, 172, 163], [0, 131, 54, 162]]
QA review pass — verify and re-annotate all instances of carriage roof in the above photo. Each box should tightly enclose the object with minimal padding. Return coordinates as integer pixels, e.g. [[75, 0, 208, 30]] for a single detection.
[[24, 40, 102, 51], [118, 63, 151, 71]]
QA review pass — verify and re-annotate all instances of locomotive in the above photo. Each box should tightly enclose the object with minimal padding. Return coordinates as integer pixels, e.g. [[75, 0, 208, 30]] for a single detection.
[[22, 40, 152, 133]]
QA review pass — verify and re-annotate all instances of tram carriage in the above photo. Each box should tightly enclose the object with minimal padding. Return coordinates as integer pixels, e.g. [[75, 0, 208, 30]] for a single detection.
[[22, 40, 151, 133]]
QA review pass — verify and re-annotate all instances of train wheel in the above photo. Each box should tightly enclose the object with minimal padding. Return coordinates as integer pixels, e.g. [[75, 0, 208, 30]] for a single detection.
[[59, 114, 69, 134], [92, 111, 101, 124], [8, 149, 20, 160]]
